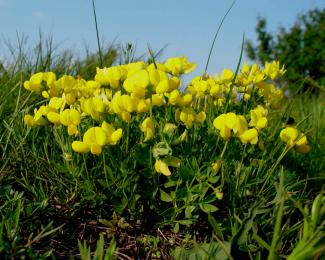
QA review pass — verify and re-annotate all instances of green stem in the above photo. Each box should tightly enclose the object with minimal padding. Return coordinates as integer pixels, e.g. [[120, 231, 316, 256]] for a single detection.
[[268, 168, 285, 260], [92, 0, 103, 67], [204, 0, 237, 75]]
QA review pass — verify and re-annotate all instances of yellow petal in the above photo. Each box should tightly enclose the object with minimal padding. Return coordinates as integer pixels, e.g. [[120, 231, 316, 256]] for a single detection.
[[256, 117, 268, 129], [84, 127, 107, 146], [296, 135, 307, 146], [24, 115, 36, 127], [240, 129, 258, 144], [155, 160, 171, 176], [196, 111, 206, 123], [90, 144, 102, 155], [156, 80, 169, 94], [111, 128, 123, 144], [47, 112, 61, 125], [68, 124, 78, 136], [72, 141, 90, 153], [295, 144, 311, 153], [213, 114, 227, 130]]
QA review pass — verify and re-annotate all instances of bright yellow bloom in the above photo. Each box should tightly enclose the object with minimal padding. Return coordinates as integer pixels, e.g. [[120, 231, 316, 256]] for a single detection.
[[56, 75, 76, 93], [154, 156, 181, 176], [72, 141, 90, 154], [140, 117, 155, 141], [24, 72, 43, 92], [280, 126, 310, 153], [24, 114, 47, 127], [196, 111, 206, 123], [168, 89, 181, 105], [154, 160, 171, 176], [95, 66, 127, 88], [176, 108, 196, 129], [80, 97, 105, 120], [264, 61, 285, 80], [215, 68, 234, 84], [168, 77, 181, 91], [60, 109, 81, 135], [151, 94, 165, 107], [178, 93, 193, 107], [101, 121, 123, 145], [280, 127, 299, 145], [249, 106, 268, 129], [49, 97, 64, 110], [240, 128, 259, 145], [84, 127, 107, 154], [213, 113, 248, 140], [47, 112, 61, 125], [164, 56, 196, 76], [123, 69, 149, 98]]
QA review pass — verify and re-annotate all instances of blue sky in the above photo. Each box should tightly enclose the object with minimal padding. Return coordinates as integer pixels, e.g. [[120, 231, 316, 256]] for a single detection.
[[0, 0, 324, 76]]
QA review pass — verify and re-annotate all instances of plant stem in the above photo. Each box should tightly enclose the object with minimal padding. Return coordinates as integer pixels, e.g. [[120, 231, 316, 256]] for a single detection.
[[92, 0, 103, 67]]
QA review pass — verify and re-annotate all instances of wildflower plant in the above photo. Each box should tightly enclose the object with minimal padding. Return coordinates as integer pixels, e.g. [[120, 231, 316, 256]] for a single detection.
[[22, 54, 315, 251]]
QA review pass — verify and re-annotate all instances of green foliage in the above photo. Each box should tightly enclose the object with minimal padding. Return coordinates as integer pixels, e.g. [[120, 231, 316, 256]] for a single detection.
[[246, 8, 325, 94], [78, 234, 116, 260]]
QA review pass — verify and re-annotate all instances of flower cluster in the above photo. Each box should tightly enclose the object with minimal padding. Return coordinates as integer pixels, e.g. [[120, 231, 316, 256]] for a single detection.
[[23, 55, 308, 176]]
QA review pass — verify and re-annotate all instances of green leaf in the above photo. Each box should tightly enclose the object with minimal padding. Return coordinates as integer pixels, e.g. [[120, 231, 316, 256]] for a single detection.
[[200, 193, 217, 204], [200, 203, 218, 213], [160, 189, 173, 202], [185, 206, 193, 219], [208, 214, 224, 240], [178, 220, 193, 226], [173, 222, 180, 233], [179, 164, 195, 181], [208, 175, 220, 184]]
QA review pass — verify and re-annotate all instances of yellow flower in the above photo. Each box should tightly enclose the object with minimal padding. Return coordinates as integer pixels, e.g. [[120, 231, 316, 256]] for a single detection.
[[280, 127, 310, 153], [140, 117, 155, 141], [168, 77, 180, 91], [82, 127, 108, 155], [72, 141, 90, 154], [195, 111, 206, 123], [123, 69, 149, 98], [212, 160, 222, 173], [49, 97, 64, 110], [215, 68, 234, 84], [56, 75, 76, 93], [154, 156, 181, 176], [80, 97, 105, 120], [151, 94, 165, 107], [24, 72, 44, 92], [239, 129, 259, 145], [60, 109, 81, 135], [280, 127, 299, 145], [95, 66, 126, 88], [179, 108, 196, 129], [178, 93, 193, 107], [164, 56, 196, 76], [155, 80, 169, 94], [264, 61, 285, 80], [47, 112, 61, 125], [154, 160, 171, 176], [249, 106, 268, 129], [136, 99, 150, 113], [213, 113, 248, 140], [101, 121, 123, 145], [168, 90, 181, 105]]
